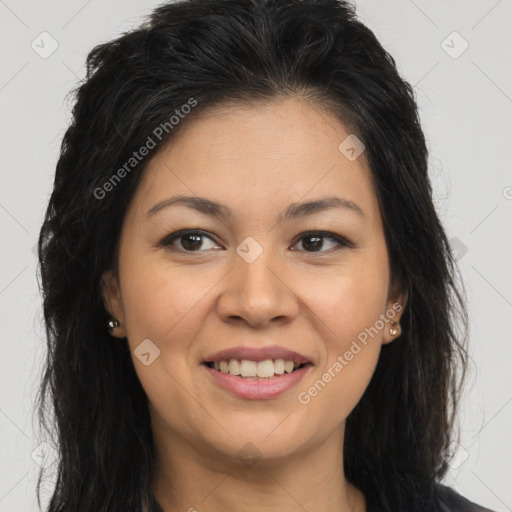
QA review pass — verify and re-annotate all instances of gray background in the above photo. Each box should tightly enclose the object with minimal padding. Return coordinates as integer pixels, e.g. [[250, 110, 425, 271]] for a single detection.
[[1, 0, 511, 510]]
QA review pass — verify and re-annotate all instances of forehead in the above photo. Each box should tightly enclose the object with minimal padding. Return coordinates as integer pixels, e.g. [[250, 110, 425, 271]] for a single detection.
[[128, 96, 380, 226]]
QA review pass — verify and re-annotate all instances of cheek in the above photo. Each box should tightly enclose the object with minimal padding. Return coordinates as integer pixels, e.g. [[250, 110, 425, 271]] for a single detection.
[[119, 255, 222, 407], [297, 342, 379, 436], [306, 256, 389, 346], [121, 254, 214, 344], [296, 306, 385, 434], [119, 258, 210, 425], [296, 255, 388, 418]]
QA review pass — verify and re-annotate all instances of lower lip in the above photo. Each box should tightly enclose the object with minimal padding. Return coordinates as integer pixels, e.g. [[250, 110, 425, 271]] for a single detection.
[[202, 364, 313, 400]]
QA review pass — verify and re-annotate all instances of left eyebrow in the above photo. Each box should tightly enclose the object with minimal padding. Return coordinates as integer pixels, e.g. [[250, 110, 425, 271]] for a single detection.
[[146, 194, 365, 221], [278, 196, 365, 222]]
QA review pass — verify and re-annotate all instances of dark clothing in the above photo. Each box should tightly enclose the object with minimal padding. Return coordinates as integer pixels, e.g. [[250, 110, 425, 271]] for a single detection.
[[362, 483, 496, 512], [146, 483, 496, 511], [434, 484, 496, 512]]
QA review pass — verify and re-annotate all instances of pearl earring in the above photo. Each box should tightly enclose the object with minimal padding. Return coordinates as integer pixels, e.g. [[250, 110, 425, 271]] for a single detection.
[[107, 318, 120, 333], [389, 320, 401, 337]]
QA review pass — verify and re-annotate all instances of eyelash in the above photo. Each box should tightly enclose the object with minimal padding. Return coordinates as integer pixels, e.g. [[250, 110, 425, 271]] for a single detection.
[[158, 229, 352, 255]]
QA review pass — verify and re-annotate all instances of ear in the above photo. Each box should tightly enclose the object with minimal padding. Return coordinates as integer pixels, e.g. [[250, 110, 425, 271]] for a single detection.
[[381, 287, 408, 345], [100, 269, 127, 338]]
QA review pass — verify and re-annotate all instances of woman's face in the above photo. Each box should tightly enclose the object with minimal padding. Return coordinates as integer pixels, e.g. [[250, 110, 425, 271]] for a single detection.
[[102, 96, 405, 467]]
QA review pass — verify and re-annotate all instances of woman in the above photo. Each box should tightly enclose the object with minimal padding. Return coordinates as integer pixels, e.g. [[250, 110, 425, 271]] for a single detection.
[[36, 0, 495, 510]]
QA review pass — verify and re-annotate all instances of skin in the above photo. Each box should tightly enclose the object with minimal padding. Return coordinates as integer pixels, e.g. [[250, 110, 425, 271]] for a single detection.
[[101, 95, 407, 512]]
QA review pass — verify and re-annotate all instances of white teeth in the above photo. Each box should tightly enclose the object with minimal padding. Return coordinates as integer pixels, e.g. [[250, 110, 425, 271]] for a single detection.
[[210, 358, 304, 378], [228, 359, 241, 375], [273, 358, 285, 374], [240, 360, 258, 377], [257, 359, 275, 378]]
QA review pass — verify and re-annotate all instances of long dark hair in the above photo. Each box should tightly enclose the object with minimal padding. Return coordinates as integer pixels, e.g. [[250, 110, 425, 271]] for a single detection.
[[36, 0, 468, 510]]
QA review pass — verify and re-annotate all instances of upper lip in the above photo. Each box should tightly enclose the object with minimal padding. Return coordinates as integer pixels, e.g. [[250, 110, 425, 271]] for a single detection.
[[203, 345, 312, 365]]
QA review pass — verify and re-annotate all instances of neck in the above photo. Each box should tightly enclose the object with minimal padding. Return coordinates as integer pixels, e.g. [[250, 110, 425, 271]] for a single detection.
[[150, 421, 366, 512]]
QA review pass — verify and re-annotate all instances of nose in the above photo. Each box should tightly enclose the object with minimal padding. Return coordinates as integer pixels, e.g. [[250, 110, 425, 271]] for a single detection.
[[216, 247, 299, 328]]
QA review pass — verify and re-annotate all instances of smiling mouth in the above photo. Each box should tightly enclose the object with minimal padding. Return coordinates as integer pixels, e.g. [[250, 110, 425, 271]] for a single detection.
[[203, 359, 311, 379]]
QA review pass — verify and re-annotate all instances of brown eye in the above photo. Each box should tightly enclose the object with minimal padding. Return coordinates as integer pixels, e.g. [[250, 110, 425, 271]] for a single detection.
[[291, 231, 350, 253], [161, 230, 220, 252]]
